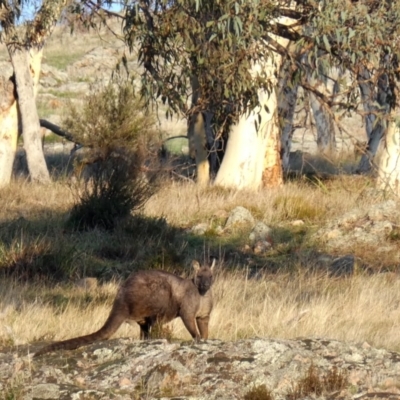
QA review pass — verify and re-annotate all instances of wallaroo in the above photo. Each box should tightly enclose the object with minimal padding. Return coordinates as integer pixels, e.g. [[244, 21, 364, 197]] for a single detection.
[[34, 258, 216, 357]]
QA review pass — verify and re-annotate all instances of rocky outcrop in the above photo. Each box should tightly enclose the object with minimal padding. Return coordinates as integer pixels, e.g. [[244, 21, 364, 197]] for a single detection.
[[2, 337, 400, 399], [316, 200, 400, 257]]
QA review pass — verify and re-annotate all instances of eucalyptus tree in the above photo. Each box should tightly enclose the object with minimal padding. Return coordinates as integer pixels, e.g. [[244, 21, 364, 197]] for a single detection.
[[309, 0, 400, 194], [0, 0, 68, 185], [86, 0, 400, 192]]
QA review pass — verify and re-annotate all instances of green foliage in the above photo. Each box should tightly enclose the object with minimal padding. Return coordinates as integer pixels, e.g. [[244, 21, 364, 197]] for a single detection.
[[63, 77, 159, 231], [124, 0, 285, 128], [243, 384, 274, 400]]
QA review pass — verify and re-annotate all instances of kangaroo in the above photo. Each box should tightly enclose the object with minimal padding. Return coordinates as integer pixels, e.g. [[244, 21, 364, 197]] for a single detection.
[[34, 259, 215, 357]]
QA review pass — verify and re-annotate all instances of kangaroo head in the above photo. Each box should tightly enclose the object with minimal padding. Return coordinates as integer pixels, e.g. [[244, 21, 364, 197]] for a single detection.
[[192, 258, 216, 295]]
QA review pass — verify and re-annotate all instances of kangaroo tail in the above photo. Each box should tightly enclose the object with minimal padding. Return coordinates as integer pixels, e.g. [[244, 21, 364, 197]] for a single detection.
[[34, 309, 126, 358]]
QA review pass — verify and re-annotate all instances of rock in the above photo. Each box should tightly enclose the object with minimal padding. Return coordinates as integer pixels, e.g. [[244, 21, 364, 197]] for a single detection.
[[30, 383, 60, 399], [367, 200, 398, 221], [291, 219, 305, 226], [225, 206, 255, 229], [329, 255, 357, 276], [214, 225, 224, 235], [5, 338, 400, 400], [253, 240, 272, 255], [190, 223, 209, 235], [324, 229, 342, 240], [248, 221, 272, 244], [316, 199, 400, 253]]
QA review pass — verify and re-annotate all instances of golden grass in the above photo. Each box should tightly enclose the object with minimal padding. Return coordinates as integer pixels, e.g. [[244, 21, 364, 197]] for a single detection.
[[0, 175, 399, 353], [144, 175, 373, 226], [1, 269, 400, 352]]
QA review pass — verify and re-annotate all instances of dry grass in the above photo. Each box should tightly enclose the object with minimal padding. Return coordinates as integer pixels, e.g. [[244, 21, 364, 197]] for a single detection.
[[0, 174, 400, 353], [144, 175, 372, 226], [1, 268, 400, 352]]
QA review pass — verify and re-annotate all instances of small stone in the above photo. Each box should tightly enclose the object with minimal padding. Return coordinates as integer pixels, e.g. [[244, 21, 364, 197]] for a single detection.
[[75, 376, 85, 386], [329, 255, 356, 276], [291, 219, 305, 226], [119, 377, 132, 387], [248, 221, 272, 244], [31, 384, 60, 399], [191, 223, 209, 235], [325, 229, 341, 239], [215, 225, 224, 235], [253, 240, 272, 255], [225, 206, 255, 228]]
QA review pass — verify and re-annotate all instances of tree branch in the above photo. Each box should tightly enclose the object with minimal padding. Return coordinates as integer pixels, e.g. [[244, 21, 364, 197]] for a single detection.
[[39, 119, 78, 143]]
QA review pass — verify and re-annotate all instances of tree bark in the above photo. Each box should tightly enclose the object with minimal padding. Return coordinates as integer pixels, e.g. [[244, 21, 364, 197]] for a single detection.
[[214, 58, 283, 189], [188, 111, 210, 186], [309, 91, 336, 155], [187, 76, 210, 186], [306, 67, 337, 156], [8, 45, 50, 184], [357, 69, 389, 173], [0, 76, 18, 187], [278, 59, 299, 173], [376, 111, 400, 195]]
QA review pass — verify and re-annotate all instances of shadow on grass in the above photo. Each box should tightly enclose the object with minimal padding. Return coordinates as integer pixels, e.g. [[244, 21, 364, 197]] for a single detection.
[[0, 202, 378, 285], [13, 146, 74, 181], [0, 211, 190, 283]]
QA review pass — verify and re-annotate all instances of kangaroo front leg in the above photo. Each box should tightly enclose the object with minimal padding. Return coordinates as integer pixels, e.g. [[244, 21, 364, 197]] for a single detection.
[[180, 312, 200, 340], [196, 316, 209, 339]]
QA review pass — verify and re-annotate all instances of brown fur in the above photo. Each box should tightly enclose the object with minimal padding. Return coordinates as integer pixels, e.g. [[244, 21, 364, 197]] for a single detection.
[[34, 259, 215, 357]]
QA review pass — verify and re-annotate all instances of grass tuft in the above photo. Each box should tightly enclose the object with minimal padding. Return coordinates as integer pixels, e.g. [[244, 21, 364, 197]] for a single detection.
[[287, 364, 348, 399], [243, 384, 274, 400]]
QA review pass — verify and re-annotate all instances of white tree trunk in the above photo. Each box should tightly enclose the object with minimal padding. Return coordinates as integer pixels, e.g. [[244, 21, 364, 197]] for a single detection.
[[376, 112, 400, 195], [8, 46, 50, 184], [214, 12, 297, 190], [214, 55, 285, 189]]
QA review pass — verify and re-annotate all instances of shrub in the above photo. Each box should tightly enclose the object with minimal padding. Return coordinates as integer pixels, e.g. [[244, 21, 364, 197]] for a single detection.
[[67, 152, 154, 230], [63, 76, 160, 231]]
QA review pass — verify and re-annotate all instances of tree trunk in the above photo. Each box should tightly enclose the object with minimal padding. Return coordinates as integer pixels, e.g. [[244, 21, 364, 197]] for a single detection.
[[188, 111, 210, 186], [214, 65, 283, 189], [278, 59, 299, 173], [376, 111, 400, 195], [309, 91, 336, 155], [357, 69, 389, 173], [0, 76, 18, 187], [8, 45, 50, 184], [187, 76, 210, 186], [262, 107, 283, 187]]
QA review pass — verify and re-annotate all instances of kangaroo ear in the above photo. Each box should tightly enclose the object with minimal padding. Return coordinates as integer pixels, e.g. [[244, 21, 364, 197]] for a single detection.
[[210, 258, 216, 271], [192, 260, 201, 272]]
